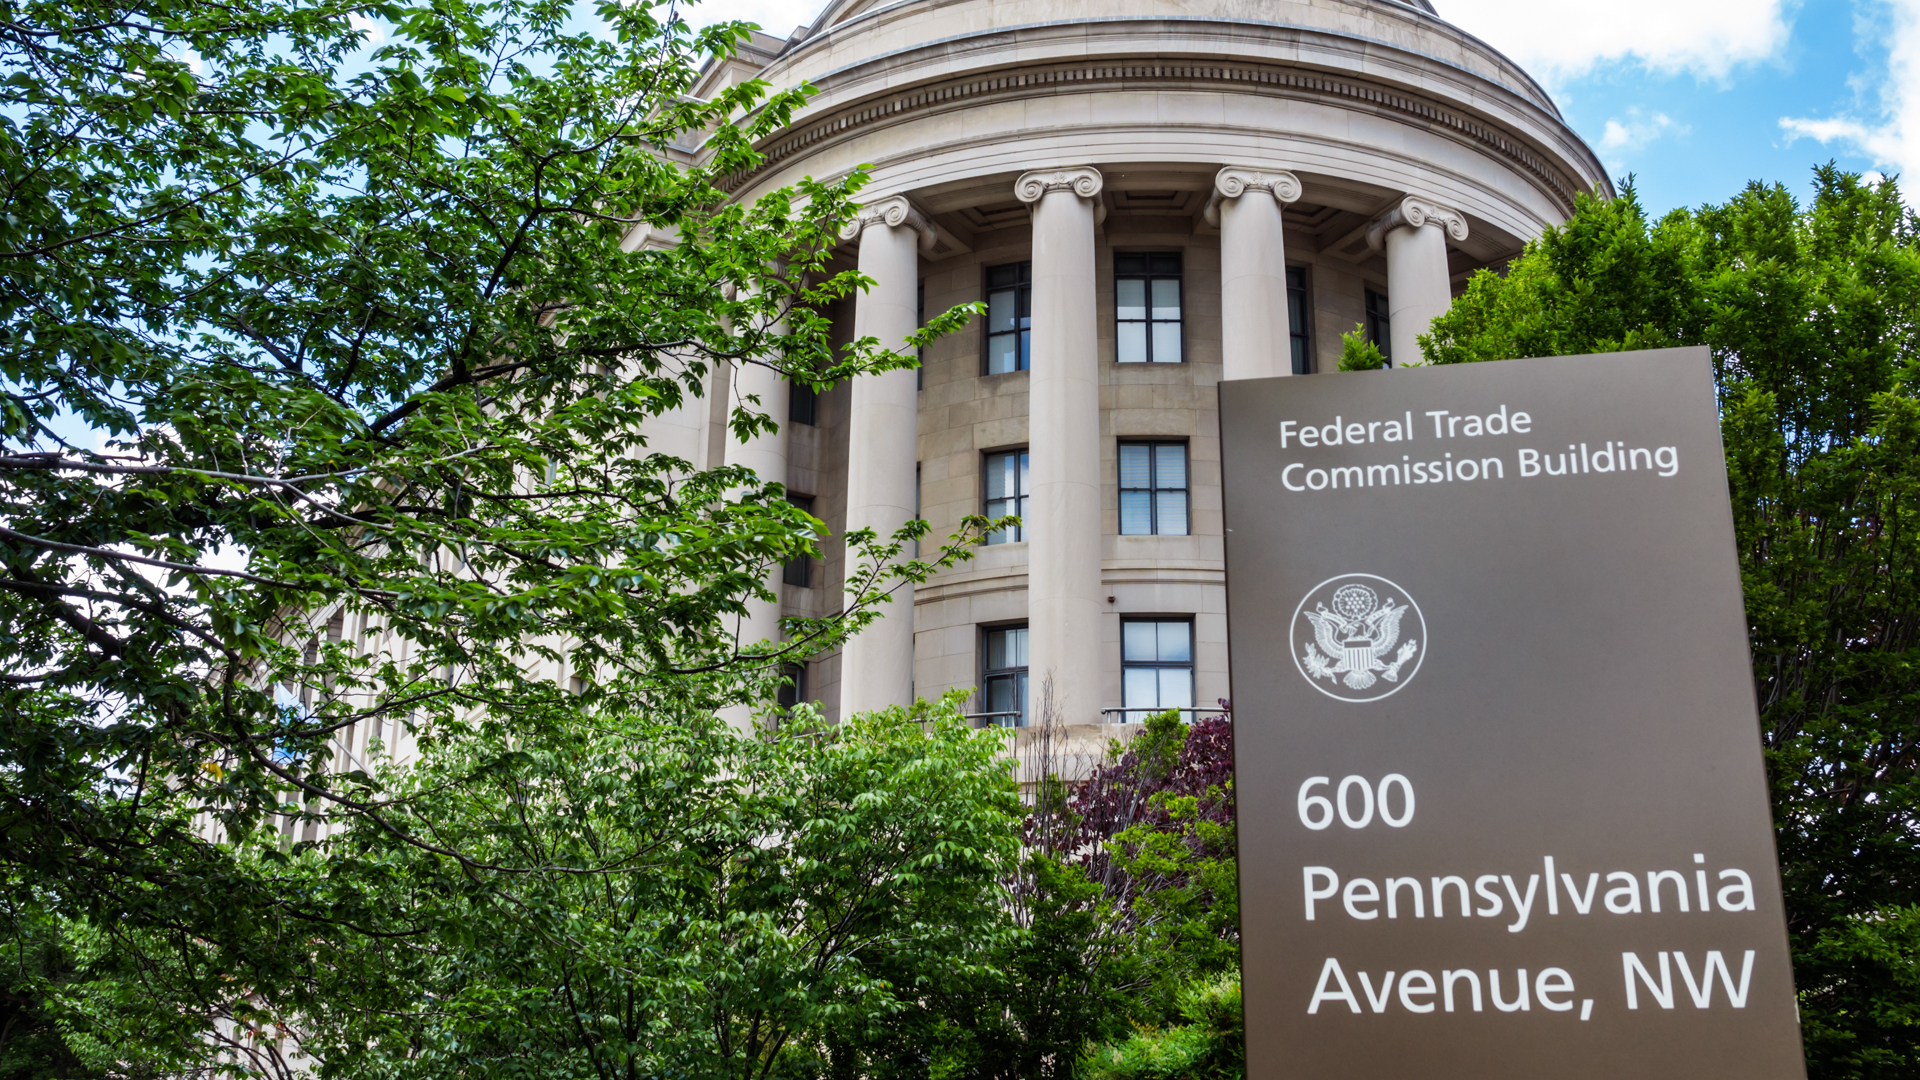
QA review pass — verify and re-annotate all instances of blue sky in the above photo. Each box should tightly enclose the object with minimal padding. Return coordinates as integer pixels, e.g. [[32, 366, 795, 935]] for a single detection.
[[681, 0, 1920, 217]]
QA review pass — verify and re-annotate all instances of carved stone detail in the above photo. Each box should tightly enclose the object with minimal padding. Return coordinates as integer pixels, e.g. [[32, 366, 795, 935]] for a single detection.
[[1014, 166, 1104, 203], [1366, 195, 1471, 251], [1203, 165, 1303, 226], [839, 195, 938, 252]]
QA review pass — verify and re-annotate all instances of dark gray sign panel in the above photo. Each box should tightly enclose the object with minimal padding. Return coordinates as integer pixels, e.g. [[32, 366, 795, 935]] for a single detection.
[[1219, 349, 1803, 1078]]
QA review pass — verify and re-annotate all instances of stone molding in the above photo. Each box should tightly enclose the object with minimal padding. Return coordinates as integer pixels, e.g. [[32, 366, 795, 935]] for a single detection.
[[1202, 165, 1302, 226], [719, 60, 1589, 216], [1013, 166, 1105, 203], [838, 194, 938, 252], [1366, 195, 1471, 252]]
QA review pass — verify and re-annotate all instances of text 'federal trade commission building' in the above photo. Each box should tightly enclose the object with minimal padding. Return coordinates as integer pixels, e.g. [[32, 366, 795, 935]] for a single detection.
[[659, 0, 1608, 730]]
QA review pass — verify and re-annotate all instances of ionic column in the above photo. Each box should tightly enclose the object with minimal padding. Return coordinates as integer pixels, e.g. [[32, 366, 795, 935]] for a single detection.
[[1366, 195, 1470, 366], [716, 298, 791, 731], [1206, 166, 1302, 380], [1016, 166, 1103, 726], [838, 196, 935, 717], [730, 342, 790, 652]]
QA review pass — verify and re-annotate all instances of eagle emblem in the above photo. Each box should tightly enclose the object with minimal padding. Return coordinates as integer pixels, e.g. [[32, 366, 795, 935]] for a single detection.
[[1291, 575, 1426, 702]]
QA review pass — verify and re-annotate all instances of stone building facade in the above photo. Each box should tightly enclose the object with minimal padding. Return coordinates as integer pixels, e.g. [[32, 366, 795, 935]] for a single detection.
[[679, 0, 1608, 729]]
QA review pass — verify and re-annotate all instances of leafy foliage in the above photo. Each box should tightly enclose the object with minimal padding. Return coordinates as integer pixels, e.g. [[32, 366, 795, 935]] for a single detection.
[[1335, 325, 1387, 372], [1077, 973, 1243, 1080], [0, 0, 988, 1070], [1424, 166, 1920, 1078]]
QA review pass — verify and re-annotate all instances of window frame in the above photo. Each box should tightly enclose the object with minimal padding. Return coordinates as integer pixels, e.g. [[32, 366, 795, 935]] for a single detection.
[[982, 447, 1030, 545], [979, 622, 1030, 727], [1287, 265, 1312, 375], [1119, 616, 1196, 723], [1116, 439, 1191, 537], [1113, 251, 1185, 364], [775, 662, 808, 710], [1365, 287, 1392, 366], [782, 493, 815, 587], [982, 261, 1032, 375]]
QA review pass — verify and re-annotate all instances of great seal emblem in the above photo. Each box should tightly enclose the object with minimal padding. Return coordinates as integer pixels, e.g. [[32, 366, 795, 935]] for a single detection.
[[1290, 574, 1425, 702]]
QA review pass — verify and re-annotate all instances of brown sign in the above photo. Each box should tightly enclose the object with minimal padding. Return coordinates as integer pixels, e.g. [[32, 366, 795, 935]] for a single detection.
[[1219, 348, 1803, 1078]]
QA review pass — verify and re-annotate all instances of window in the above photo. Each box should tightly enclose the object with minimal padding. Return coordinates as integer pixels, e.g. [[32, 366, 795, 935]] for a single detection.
[[1118, 442, 1188, 536], [983, 449, 1029, 544], [981, 624, 1029, 727], [1121, 619, 1194, 723], [1365, 288, 1392, 366], [1115, 252, 1182, 363], [783, 494, 814, 587], [984, 262, 1031, 374], [1287, 266, 1311, 374], [776, 662, 807, 709], [789, 379, 817, 425]]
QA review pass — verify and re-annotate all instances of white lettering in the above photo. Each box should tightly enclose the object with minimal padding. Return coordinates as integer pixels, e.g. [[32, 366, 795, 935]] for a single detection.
[[1717, 869, 1756, 911], [1308, 958, 1361, 1014], [1303, 866, 1338, 919], [1343, 877, 1380, 920], [1623, 952, 1674, 1010], [1503, 874, 1539, 932]]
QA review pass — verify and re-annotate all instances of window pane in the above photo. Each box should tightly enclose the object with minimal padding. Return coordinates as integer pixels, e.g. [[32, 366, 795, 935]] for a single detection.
[[1123, 620, 1158, 662], [1115, 253, 1148, 275], [1157, 620, 1192, 662], [1154, 444, 1187, 489], [1292, 335, 1309, 376], [1009, 626, 1028, 666], [1150, 253, 1182, 276], [1151, 278, 1181, 320], [1016, 451, 1030, 495], [1158, 666, 1194, 709], [986, 674, 1015, 715], [985, 454, 1007, 499], [989, 289, 1015, 333], [1155, 490, 1188, 535], [1151, 321, 1182, 363], [1118, 444, 1151, 488], [1116, 279, 1146, 321], [1119, 489, 1152, 535], [1124, 667, 1160, 709], [1117, 321, 1146, 364], [987, 333, 1018, 374], [1018, 329, 1031, 371]]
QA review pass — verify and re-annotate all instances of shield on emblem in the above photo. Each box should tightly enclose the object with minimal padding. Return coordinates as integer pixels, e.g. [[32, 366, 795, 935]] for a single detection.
[[1344, 645, 1374, 673]]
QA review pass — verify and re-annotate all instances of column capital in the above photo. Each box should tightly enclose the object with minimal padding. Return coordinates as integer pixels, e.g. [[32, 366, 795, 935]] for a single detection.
[[1203, 166, 1302, 226], [1014, 166, 1104, 203], [1366, 195, 1470, 252], [839, 195, 938, 253]]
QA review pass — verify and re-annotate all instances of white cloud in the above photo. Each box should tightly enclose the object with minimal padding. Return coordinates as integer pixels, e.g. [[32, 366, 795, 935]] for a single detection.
[[348, 12, 388, 45], [1598, 111, 1686, 151], [1778, 0, 1920, 195], [1438, 0, 1792, 80]]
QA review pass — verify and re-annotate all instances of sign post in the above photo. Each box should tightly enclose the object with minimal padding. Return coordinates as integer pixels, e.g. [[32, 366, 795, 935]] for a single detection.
[[1220, 348, 1804, 1077]]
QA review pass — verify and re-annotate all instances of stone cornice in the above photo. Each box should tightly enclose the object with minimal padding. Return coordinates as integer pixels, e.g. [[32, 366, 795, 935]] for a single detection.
[[1202, 166, 1302, 226], [718, 59, 1590, 216], [1014, 166, 1104, 203], [1366, 195, 1471, 251], [838, 195, 938, 252]]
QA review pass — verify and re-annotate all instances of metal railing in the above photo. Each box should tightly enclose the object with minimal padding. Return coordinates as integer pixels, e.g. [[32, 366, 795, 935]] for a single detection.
[[1100, 706, 1230, 723]]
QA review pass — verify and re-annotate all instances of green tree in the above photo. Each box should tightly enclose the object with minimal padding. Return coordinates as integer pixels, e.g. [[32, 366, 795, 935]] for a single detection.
[[279, 697, 1025, 1080], [1424, 167, 1920, 1078], [0, 0, 984, 1069]]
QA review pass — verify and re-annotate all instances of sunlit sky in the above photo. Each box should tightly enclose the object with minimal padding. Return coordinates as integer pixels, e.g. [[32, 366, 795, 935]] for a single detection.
[[676, 0, 1920, 215]]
